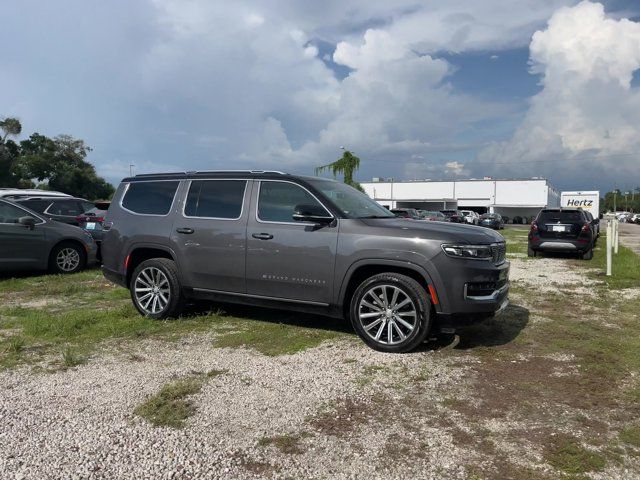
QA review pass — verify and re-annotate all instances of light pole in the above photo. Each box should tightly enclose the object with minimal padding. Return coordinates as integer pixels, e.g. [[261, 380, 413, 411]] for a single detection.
[[129, 164, 135, 176]]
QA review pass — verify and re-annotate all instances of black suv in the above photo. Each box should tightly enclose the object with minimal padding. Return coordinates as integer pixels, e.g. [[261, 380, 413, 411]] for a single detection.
[[528, 208, 595, 259], [16, 196, 95, 226], [102, 171, 509, 353]]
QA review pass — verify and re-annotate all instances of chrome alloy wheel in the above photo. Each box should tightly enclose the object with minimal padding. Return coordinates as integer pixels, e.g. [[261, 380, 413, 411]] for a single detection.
[[358, 284, 417, 345], [134, 267, 170, 315], [56, 247, 80, 272]]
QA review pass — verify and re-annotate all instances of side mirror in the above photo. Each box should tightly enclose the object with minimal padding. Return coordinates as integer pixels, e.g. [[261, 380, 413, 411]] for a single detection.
[[292, 204, 333, 224], [18, 216, 36, 230]]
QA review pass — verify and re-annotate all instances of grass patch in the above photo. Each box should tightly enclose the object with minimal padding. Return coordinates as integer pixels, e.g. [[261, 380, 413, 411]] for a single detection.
[[544, 435, 606, 474], [619, 426, 640, 448], [212, 318, 344, 356], [134, 375, 206, 428], [590, 239, 640, 289], [60, 345, 86, 368], [257, 433, 309, 454]]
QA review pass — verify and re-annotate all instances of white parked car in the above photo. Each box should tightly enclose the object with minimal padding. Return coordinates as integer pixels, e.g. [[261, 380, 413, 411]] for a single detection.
[[0, 188, 70, 200], [460, 210, 480, 225]]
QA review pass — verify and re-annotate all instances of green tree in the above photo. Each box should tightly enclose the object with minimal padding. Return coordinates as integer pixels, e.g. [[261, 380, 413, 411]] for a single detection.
[[315, 150, 364, 192], [0, 117, 22, 142], [18, 133, 114, 200]]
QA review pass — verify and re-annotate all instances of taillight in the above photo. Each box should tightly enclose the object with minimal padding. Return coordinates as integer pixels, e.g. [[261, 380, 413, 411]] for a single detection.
[[94, 216, 105, 222], [530, 221, 538, 232], [76, 215, 85, 223], [581, 222, 590, 233]]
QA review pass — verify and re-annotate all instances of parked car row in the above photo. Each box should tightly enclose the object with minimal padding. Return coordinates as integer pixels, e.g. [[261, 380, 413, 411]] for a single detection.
[[615, 212, 640, 224], [389, 208, 505, 230]]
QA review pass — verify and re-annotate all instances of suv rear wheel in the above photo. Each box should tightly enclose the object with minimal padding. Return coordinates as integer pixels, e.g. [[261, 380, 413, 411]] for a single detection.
[[581, 248, 594, 260], [350, 273, 431, 353], [130, 258, 184, 319]]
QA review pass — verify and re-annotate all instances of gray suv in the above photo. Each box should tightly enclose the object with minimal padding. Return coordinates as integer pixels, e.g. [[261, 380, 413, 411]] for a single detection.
[[0, 198, 97, 274], [102, 171, 509, 353]]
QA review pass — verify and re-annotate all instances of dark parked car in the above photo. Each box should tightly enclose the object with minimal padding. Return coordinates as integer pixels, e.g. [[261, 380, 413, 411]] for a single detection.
[[440, 209, 464, 223], [0, 198, 97, 274], [479, 213, 504, 230], [528, 208, 595, 259], [581, 210, 599, 239], [420, 211, 448, 222], [16, 196, 95, 226], [391, 208, 422, 219], [102, 171, 510, 353]]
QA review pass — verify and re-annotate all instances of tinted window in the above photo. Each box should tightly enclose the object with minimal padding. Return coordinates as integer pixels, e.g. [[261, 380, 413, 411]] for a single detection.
[[0, 202, 30, 223], [185, 180, 246, 219], [122, 181, 179, 215], [18, 199, 52, 213], [258, 181, 325, 223], [538, 210, 585, 223], [48, 200, 82, 216]]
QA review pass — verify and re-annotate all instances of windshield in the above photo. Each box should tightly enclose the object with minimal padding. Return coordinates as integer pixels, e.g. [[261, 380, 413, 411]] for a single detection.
[[308, 180, 395, 219]]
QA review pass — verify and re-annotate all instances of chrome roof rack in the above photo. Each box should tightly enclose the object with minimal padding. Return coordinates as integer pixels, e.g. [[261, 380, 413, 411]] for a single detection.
[[134, 170, 287, 177]]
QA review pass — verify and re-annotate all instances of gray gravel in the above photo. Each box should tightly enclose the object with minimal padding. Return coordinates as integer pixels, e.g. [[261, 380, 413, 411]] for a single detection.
[[0, 334, 468, 479]]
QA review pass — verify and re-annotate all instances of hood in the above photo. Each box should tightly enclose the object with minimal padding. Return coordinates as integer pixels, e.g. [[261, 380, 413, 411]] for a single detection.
[[360, 218, 504, 244]]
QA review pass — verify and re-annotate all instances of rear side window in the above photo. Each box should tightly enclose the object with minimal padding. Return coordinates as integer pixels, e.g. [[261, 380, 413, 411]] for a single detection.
[[19, 199, 52, 213], [539, 210, 584, 223], [122, 181, 179, 215], [184, 180, 246, 219]]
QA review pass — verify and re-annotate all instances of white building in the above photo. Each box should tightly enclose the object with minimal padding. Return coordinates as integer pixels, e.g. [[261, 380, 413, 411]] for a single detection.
[[361, 178, 560, 220]]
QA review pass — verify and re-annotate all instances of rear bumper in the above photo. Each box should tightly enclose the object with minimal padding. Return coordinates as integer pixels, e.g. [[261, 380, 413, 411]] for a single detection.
[[529, 237, 591, 252]]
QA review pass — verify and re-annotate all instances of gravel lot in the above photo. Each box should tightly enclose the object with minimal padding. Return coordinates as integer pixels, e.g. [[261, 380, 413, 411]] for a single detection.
[[1, 247, 640, 479]]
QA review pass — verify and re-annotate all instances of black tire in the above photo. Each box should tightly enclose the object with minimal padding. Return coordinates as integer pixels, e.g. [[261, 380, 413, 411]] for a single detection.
[[48, 241, 87, 274], [527, 246, 537, 257], [130, 258, 185, 319], [582, 248, 593, 260], [350, 273, 431, 353]]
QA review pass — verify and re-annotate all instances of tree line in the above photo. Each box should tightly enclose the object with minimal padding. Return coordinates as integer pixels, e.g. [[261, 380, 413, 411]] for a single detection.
[[0, 117, 114, 200], [602, 189, 640, 213]]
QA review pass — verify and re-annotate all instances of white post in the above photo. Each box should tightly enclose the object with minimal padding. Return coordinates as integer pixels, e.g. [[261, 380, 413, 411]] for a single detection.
[[614, 218, 619, 254], [606, 220, 612, 276]]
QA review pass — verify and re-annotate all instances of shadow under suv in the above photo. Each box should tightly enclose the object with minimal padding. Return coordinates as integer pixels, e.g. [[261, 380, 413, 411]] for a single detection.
[[102, 171, 510, 353]]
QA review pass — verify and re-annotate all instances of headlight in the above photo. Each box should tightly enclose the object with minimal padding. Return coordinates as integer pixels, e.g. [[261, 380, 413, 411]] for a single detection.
[[441, 244, 492, 260]]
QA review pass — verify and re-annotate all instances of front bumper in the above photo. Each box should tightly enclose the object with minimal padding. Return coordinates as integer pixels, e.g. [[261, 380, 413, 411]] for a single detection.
[[432, 256, 510, 332]]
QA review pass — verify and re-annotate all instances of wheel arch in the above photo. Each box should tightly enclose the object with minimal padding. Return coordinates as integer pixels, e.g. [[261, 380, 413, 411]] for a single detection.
[[337, 259, 441, 319], [125, 244, 178, 287], [48, 238, 88, 264]]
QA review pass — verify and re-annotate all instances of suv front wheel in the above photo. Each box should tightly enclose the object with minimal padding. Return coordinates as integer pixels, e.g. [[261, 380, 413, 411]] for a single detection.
[[350, 273, 431, 353], [130, 258, 185, 319]]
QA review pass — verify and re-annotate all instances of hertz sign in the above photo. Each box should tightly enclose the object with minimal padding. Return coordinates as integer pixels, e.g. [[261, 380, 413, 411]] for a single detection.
[[561, 191, 599, 216]]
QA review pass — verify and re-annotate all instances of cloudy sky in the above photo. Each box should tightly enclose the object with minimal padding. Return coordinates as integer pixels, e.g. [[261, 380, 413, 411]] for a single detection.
[[2, 0, 640, 192]]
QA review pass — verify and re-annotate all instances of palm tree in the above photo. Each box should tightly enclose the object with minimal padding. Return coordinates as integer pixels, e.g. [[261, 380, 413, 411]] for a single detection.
[[0, 117, 22, 142], [315, 149, 364, 191]]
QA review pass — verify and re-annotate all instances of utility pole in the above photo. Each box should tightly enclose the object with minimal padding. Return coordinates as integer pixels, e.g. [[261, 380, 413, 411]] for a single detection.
[[129, 164, 135, 176]]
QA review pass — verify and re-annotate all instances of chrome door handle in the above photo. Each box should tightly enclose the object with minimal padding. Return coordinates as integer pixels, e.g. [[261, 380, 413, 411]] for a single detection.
[[252, 233, 273, 240]]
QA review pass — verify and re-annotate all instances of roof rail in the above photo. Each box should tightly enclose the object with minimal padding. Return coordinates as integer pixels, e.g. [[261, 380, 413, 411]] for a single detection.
[[134, 170, 287, 177]]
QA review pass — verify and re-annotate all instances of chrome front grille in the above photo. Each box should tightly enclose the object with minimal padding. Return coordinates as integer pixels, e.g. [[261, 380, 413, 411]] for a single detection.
[[491, 242, 507, 264]]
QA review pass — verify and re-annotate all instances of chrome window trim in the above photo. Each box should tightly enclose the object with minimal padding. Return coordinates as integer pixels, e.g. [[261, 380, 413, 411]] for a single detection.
[[119, 179, 181, 217], [181, 179, 248, 221], [255, 179, 334, 226], [0, 199, 46, 225]]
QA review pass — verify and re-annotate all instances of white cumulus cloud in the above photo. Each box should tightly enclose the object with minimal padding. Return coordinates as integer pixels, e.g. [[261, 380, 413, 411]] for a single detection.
[[477, 1, 640, 188]]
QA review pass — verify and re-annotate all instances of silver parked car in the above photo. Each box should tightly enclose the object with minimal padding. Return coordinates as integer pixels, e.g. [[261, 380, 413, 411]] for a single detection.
[[0, 198, 97, 274]]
